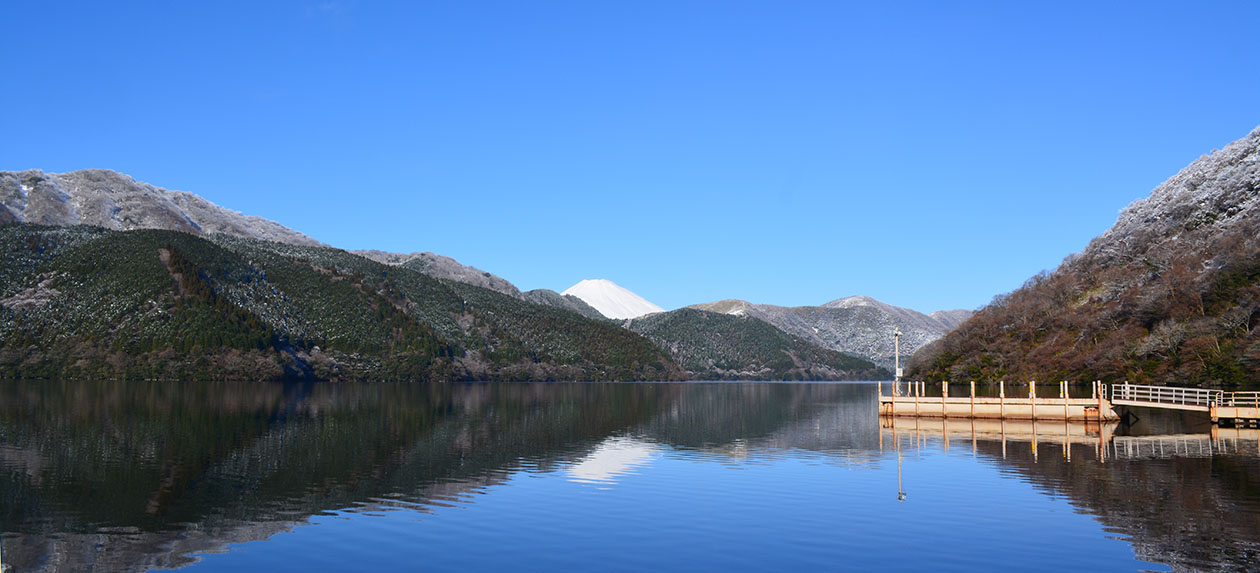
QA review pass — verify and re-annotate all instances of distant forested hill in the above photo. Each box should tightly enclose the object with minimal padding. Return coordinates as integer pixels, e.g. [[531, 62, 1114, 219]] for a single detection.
[[909, 126, 1260, 387], [0, 224, 682, 381], [627, 308, 890, 381]]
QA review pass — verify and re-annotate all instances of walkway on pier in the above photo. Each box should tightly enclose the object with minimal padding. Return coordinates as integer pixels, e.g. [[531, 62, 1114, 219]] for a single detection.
[[1111, 383, 1260, 425]]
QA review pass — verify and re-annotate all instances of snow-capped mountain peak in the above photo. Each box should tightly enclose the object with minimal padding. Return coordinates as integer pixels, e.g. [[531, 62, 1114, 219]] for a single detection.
[[561, 279, 664, 319]]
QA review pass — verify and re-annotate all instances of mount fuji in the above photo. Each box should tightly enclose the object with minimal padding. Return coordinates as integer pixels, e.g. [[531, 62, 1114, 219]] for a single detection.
[[561, 279, 665, 319]]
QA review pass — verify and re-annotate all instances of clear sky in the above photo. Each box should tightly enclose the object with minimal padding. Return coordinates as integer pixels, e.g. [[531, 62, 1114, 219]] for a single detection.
[[3, 1, 1258, 313]]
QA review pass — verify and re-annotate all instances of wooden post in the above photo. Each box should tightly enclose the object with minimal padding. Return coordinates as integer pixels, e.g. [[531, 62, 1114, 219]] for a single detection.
[[1097, 381, 1104, 423], [878, 381, 884, 416], [970, 381, 976, 418], [890, 381, 896, 416], [914, 380, 919, 417], [942, 381, 948, 417], [1063, 381, 1070, 421], [999, 380, 1005, 419], [1030, 381, 1036, 421]]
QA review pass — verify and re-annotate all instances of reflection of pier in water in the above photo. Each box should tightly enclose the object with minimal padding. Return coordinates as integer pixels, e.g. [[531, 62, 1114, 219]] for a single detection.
[[878, 414, 1260, 570], [878, 416, 1260, 462], [1112, 428, 1260, 460], [879, 415, 1119, 461]]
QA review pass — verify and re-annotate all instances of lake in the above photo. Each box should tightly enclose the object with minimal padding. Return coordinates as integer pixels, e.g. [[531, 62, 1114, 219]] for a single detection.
[[2, 380, 1258, 571]]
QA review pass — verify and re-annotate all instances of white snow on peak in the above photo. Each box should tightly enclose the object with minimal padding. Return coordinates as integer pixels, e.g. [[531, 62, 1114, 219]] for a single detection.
[[561, 279, 665, 319]]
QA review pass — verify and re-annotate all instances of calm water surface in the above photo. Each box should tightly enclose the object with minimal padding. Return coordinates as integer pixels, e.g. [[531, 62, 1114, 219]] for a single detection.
[[1, 380, 1258, 572]]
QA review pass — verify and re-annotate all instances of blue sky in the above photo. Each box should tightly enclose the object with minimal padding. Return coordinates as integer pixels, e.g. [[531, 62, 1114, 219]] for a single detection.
[[3, 1, 1258, 312]]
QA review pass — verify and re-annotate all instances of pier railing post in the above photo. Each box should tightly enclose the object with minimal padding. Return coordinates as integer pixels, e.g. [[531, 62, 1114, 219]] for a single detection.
[[914, 381, 919, 416], [970, 381, 975, 418], [1096, 381, 1104, 423], [1062, 381, 1069, 421], [1030, 381, 1036, 421], [999, 381, 1005, 419]]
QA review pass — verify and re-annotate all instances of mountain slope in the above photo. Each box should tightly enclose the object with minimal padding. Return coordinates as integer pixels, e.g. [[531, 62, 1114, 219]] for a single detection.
[[355, 250, 522, 297], [625, 308, 890, 380], [0, 224, 683, 382], [563, 279, 665, 319], [909, 125, 1260, 387], [520, 289, 607, 320], [0, 169, 323, 247], [0, 169, 544, 302], [690, 297, 970, 367]]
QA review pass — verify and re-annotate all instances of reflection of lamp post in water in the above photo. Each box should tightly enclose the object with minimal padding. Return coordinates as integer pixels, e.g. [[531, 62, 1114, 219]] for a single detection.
[[894, 423, 907, 502], [897, 449, 907, 502]]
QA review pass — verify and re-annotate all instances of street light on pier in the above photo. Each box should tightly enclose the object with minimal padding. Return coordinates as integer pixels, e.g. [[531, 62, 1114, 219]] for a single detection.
[[893, 328, 903, 384]]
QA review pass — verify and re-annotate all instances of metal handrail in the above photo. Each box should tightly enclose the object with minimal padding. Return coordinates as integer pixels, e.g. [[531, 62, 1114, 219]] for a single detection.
[[1111, 383, 1259, 408], [1219, 391, 1260, 407]]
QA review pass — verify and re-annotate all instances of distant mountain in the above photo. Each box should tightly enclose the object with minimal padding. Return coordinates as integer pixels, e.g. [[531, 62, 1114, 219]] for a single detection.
[[690, 296, 970, 367], [625, 308, 889, 381], [929, 309, 974, 330], [0, 224, 683, 382], [0, 169, 323, 247], [354, 253, 611, 321], [563, 279, 665, 319], [909, 125, 1260, 386]]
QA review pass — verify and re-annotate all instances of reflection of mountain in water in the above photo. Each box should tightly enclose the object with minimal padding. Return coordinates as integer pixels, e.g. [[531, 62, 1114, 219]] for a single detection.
[[0, 381, 663, 571], [2, 381, 1258, 572], [0, 381, 872, 571], [566, 437, 658, 485], [883, 420, 1260, 572]]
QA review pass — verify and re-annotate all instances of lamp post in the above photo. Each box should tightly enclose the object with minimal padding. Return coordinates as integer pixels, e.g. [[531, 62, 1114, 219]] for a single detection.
[[893, 328, 903, 384]]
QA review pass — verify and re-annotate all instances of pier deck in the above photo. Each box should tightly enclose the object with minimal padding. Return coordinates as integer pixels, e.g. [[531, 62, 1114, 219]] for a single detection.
[[879, 382, 1260, 426], [878, 381, 1118, 422]]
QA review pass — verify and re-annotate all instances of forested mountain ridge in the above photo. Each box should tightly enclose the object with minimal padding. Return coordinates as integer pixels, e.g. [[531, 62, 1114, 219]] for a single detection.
[[626, 308, 890, 381], [0, 224, 682, 381], [909, 125, 1260, 387], [0, 169, 628, 321]]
